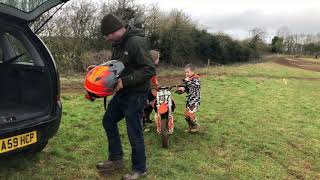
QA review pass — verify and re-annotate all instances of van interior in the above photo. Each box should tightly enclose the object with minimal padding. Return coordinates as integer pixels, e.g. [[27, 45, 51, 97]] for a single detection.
[[0, 25, 52, 124]]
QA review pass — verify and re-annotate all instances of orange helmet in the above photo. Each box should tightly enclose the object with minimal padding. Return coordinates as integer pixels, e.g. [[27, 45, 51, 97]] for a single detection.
[[84, 60, 124, 99]]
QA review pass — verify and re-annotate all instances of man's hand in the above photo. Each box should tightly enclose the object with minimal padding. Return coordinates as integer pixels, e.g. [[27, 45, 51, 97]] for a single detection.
[[151, 89, 157, 97], [114, 78, 124, 93], [86, 65, 96, 72]]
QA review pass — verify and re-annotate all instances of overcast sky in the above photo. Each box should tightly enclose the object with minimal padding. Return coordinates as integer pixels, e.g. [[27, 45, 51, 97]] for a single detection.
[[136, 0, 320, 40]]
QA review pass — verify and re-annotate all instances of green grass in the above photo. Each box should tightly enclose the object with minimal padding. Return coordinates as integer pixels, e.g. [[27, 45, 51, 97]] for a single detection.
[[1, 61, 320, 179]]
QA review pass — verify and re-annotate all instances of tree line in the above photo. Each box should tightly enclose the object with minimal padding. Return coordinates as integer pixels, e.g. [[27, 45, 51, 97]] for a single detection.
[[28, 0, 319, 73], [271, 27, 320, 57]]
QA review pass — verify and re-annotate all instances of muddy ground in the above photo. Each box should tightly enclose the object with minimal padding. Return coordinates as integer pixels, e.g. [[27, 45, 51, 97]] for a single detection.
[[274, 58, 320, 72]]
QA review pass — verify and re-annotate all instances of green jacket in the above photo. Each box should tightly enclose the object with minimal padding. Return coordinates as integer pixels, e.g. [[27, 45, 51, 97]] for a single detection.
[[112, 25, 156, 93]]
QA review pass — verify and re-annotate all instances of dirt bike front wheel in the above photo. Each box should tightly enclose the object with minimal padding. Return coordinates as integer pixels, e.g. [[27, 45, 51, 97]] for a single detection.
[[161, 118, 169, 148]]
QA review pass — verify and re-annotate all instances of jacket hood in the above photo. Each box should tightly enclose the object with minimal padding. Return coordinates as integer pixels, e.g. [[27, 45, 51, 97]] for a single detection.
[[113, 25, 145, 47]]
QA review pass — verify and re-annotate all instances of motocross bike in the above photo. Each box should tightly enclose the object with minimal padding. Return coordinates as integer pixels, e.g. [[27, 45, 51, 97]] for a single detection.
[[153, 85, 182, 148]]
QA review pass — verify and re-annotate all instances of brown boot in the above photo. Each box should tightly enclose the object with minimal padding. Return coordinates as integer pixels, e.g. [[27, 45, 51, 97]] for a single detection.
[[189, 121, 200, 133], [96, 159, 124, 172], [184, 118, 192, 132]]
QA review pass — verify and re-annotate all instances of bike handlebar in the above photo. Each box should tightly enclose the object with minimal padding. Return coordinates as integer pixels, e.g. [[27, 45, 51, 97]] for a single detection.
[[158, 85, 185, 91]]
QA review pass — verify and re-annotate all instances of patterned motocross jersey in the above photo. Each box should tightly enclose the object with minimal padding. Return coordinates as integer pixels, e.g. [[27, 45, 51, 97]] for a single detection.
[[184, 74, 201, 110]]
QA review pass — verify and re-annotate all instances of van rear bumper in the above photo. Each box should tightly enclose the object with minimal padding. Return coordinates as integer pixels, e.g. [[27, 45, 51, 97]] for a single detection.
[[0, 104, 62, 156]]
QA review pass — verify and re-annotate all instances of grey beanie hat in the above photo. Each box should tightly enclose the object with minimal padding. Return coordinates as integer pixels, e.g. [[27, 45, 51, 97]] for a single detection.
[[101, 14, 125, 36]]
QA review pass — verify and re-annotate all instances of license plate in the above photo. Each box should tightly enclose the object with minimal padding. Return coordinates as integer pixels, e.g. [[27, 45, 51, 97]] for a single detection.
[[0, 131, 37, 154]]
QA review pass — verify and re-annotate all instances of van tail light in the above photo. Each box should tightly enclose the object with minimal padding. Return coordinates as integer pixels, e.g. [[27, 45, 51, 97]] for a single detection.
[[55, 95, 60, 102]]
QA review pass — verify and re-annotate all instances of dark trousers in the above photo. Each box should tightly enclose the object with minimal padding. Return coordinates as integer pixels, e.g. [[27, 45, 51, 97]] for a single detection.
[[102, 92, 147, 172], [143, 91, 156, 126]]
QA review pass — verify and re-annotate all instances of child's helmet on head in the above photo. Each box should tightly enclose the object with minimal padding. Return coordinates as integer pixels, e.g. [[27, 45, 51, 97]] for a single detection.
[[84, 60, 125, 98]]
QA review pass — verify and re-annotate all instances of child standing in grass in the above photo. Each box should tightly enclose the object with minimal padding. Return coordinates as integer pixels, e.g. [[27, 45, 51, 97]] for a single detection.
[[143, 50, 160, 130], [177, 63, 201, 133]]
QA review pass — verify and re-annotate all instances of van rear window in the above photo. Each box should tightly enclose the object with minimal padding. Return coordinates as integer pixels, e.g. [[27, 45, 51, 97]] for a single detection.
[[5, 33, 34, 65], [0, 0, 49, 13]]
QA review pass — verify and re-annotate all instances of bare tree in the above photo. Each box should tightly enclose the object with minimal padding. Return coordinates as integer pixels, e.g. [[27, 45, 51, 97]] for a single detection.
[[249, 27, 267, 42], [101, 0, 147, 28], [68, 0, 99, 39], [144, 4, 163, 48]]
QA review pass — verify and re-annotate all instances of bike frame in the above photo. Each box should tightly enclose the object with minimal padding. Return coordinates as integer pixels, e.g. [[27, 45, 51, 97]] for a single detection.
[[154, 86, 178, 135]]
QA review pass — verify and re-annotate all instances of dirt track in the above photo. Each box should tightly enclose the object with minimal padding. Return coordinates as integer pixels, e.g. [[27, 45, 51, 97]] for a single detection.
[[274, 58, 320, 72], [61, 58, 320, 94]]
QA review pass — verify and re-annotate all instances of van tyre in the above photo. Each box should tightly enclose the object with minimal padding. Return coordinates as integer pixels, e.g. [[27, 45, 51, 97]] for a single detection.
[[25, 140, 48, 154]]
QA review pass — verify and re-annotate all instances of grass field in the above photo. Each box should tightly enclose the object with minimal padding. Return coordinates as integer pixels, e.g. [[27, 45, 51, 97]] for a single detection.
[[1, 60, 320, 179]]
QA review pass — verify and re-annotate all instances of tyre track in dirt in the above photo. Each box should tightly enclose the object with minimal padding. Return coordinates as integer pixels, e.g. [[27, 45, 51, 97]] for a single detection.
[[274, 57, 320, 72]]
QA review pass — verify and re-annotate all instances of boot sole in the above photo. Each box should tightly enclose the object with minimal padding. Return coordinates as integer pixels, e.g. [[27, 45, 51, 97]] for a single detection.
[[122, 172, 147, 180]]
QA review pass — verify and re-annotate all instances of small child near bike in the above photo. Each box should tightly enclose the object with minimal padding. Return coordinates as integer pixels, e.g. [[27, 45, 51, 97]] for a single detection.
[[177, 63, 201, 133], [143, 50, 160, 130]]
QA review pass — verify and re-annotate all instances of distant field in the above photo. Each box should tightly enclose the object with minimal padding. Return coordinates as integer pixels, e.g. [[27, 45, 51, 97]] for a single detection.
[[1, 60, 320, 179]]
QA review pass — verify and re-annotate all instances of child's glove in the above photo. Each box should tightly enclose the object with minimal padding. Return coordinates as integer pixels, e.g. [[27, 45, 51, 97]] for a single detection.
[[178, 87, 185, 92], [175, 87, 185, 94], [175, 90, 184, 94]]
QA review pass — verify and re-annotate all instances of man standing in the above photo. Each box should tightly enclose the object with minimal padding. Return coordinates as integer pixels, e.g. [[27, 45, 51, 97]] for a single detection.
[[96, 14, 156, 180]]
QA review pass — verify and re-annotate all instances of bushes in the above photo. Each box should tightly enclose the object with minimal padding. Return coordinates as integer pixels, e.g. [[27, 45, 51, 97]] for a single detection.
[[80, 50, 112, 71], [35, 0, 266, 72]]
